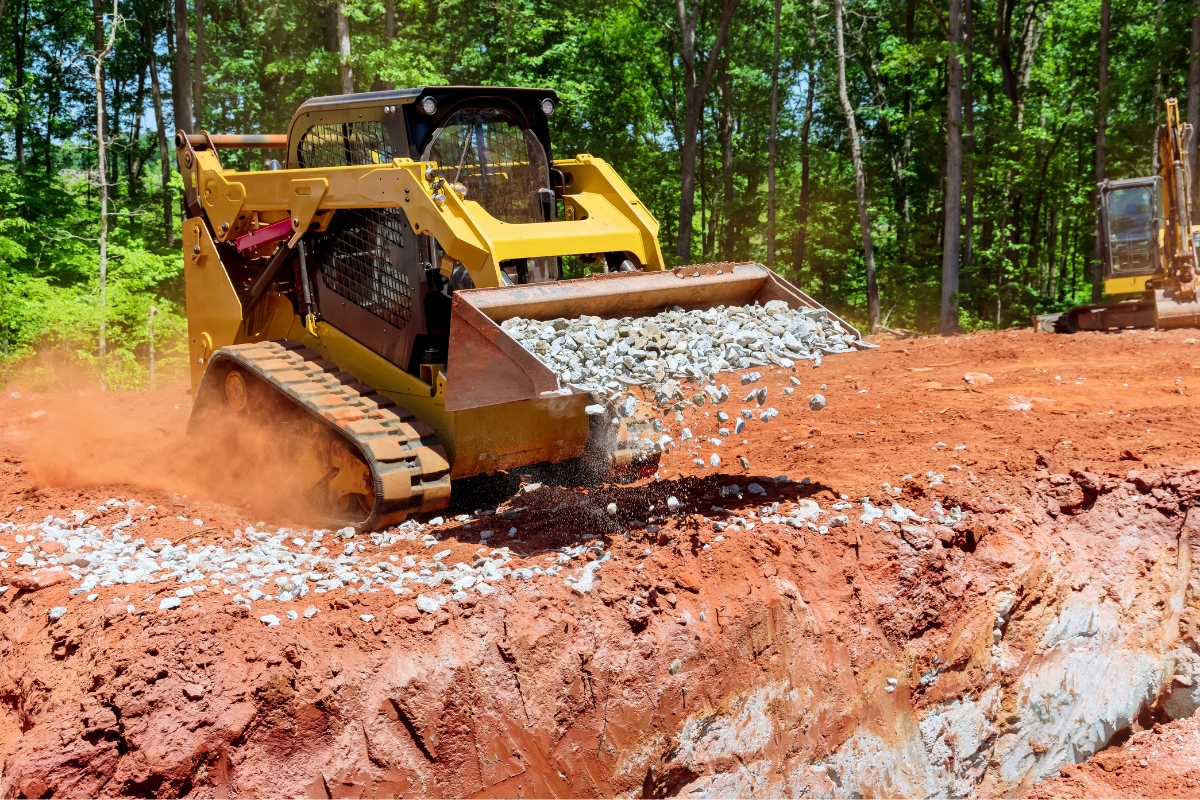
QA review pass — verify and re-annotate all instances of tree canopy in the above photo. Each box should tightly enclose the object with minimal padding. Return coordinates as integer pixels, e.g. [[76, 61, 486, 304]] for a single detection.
[[0, 0, 1190, 387]]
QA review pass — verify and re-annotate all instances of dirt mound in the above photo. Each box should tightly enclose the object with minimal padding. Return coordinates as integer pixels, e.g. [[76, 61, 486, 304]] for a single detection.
[[1031, 716, 1200, 798], [1, 327, 1199, 797]]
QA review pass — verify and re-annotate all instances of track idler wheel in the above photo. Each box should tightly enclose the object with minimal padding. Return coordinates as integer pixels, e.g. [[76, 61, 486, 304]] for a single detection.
[[225, 369, 249, 412]]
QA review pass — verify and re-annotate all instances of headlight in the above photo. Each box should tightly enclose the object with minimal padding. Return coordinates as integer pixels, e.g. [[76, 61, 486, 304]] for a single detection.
[[540, 98, 555, 117], [418, 96, 438, 116]]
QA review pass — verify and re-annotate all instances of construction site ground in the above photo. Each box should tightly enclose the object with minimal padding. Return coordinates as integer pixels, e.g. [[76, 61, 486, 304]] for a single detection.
[[2, 327, 1200, 797]]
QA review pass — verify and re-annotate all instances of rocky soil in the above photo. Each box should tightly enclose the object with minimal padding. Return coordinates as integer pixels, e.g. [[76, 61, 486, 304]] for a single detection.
[[1031, 715, 1200, 798], [1, 326, 1199, 797]]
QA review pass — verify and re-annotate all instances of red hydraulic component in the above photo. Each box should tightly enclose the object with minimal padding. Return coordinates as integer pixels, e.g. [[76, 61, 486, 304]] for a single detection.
[[235, 218, 294, 255]]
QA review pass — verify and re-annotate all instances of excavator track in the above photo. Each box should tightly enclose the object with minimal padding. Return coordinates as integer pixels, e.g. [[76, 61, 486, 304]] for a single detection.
[[188, 340, 450, 530]]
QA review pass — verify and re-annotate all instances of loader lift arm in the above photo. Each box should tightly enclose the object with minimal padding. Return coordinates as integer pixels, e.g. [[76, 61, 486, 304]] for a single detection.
[[175, 133, 665, 292]]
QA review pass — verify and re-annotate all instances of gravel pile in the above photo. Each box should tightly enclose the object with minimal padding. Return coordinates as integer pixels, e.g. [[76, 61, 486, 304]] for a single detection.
[[0, 498, 611, 622], [501, 300, 864, 393]]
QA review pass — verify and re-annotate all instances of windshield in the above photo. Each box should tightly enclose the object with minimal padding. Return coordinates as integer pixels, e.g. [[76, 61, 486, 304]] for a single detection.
[[422, 107, 550, 224], [1105, 185, 1159, 276]]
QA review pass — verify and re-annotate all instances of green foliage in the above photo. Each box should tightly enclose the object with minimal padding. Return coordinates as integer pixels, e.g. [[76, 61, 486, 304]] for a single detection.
[[0, 162, 185, 389], [0, 0, 1189, 370]]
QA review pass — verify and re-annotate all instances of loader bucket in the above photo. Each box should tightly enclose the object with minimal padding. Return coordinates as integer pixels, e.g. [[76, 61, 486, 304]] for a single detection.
[[444, 262, 861, 412]]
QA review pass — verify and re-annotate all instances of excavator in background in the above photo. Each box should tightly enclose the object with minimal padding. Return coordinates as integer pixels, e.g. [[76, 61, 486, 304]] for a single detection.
[[1039, 98, 1200, 332], [176, 86, 862, 530]]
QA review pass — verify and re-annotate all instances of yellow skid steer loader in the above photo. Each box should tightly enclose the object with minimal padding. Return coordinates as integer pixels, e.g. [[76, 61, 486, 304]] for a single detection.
[[177, 86, 860, 529]]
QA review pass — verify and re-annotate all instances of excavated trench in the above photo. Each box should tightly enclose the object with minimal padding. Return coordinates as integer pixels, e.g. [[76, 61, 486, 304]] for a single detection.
[[1, 327, 1199, 798], [0, 462, 1197, 798]]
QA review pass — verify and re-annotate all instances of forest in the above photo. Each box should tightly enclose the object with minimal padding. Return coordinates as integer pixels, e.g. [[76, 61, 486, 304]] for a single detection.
[[0, 0, 1194, 388]]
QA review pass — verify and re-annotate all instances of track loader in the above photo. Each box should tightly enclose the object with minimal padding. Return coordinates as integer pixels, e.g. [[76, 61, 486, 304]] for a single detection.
[[1039, 98, 1200, 332], [176, 86, 862, 530]]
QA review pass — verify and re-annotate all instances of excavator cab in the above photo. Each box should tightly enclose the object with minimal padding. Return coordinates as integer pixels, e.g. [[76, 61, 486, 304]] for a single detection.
[[1044, 98, 1200, 332], [1097, 176, 1164, 288]]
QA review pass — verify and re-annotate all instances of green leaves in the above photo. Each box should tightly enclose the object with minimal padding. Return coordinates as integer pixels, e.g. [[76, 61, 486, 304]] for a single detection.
[[0, 0, 1190, 374]]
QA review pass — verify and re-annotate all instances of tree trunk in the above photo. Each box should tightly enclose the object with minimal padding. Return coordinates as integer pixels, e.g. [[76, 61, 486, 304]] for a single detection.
[[1153, 0, 1164, 111], [793, 69, 814, 276], [45, 56, 60, 176], [1064, 217, 1072, 301], [92, 0, 109, 200], [129, 59, 147, 195], [1189, 0, 1200, 222], [794, 15, 817, 277], [699, 110, 710, 258], [720, 71, 735, 261], [14, 0, 28, 171], [109, 74, 124, 194], [963, 0, 975, 279], [674, 0, 741, 261], [1047, 205, 1059, 298], [940, 0, 964, 334], [337, 3, 353, 94], [193, 0, 203, 130], [148, 306, 157, 390], [94, 0, 118, 391], [384, 0, 396, 90], [143, 14, 174, 245], [897, 0, 916, 259], [766, 0, 781, 267], [1094, 0, 1110, 302], [833, 0, 880, 333], [173, 0, 193, 134]]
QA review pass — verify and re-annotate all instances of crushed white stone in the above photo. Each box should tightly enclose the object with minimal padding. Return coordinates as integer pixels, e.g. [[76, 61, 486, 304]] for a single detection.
[[502, 300, 861, 393], [0, 501, 612, 617]]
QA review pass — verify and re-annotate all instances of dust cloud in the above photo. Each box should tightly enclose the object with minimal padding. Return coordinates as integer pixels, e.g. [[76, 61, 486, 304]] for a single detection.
[[0, 382, 337, 526]]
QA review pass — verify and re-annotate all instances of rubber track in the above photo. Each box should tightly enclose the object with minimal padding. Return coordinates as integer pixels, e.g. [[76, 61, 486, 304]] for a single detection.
[[202, 340, 450, 530]]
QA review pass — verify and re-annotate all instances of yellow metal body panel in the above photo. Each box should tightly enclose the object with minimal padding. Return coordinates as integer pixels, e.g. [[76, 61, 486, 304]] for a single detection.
[[182, 148, 665, 289], [1105, 276, 1154, 295], [183, 218, 243, 389], [244, 293, 298, 342], [554, 154, 663, 270], [192, 149, 247, 243], [449, 393, 590, 478]]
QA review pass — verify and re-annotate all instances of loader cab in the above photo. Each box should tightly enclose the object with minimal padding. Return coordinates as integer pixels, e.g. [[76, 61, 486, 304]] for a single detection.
[[282, 87, 562, 375], [1098, 176, 1166, 292]]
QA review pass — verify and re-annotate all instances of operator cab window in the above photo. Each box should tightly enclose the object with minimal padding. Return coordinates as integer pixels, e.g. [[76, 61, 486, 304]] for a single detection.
[[1106, 185, 1160, 276], [423, 106, 557, 284], [298, 121, 391, 168]]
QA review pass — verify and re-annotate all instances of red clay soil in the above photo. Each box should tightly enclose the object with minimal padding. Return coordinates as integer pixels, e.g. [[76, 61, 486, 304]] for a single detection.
[[1031, 715, 1200, 798], [0, 327, 1197, 797]]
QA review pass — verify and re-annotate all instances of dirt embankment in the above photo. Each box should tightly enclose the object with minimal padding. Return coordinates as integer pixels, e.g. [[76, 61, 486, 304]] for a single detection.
[[1031, 714, 1200, 798], [0, 328, 1199, 797]]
